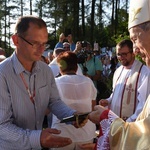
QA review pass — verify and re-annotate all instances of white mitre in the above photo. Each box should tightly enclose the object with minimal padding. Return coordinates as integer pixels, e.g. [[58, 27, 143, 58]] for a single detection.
[[128, 0, 150, 29]]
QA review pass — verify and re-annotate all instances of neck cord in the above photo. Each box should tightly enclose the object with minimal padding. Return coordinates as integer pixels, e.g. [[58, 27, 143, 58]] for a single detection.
[[20, 73, 35, 104]]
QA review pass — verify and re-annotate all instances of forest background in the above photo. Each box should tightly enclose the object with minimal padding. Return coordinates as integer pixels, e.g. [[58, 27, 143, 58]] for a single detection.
[[0, 0, 129, 57]]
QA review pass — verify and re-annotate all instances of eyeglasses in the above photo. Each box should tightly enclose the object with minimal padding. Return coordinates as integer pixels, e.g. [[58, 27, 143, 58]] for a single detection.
[[117, 51, 131, 57], [18, 35, 50, 49]]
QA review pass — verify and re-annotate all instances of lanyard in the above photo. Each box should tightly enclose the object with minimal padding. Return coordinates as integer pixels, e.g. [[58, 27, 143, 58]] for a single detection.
[[20, 73, 35, 104]]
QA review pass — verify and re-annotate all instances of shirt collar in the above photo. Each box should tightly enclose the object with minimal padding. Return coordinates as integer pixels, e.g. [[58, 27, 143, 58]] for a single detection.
[[11, 52, 41, 75]]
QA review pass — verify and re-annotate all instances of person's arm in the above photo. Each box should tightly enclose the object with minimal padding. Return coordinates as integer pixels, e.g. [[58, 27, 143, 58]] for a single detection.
[[40, 128, 72, 148], [55, 33, 66, 49], [58, 33, 65, 43], [88, 105, 119, 150], [67, 34, 76, 51], [99, 99, 109, 107], [99, 93, 113, 107], [110, 97, 150, 150], [79, 143, 95, 150], [89, 95, 150, 150], [88, 105, 118, 126]]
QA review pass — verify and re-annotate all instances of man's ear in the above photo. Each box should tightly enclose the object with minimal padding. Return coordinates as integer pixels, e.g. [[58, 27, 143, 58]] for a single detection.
[[11, 34, 19, 46]]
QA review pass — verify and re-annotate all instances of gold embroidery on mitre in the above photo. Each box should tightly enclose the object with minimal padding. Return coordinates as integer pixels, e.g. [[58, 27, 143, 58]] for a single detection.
[[129, 8, 142, 23]]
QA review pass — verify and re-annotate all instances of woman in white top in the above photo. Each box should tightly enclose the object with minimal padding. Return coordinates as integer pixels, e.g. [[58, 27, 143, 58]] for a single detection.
[[51, 51, 97, 150]]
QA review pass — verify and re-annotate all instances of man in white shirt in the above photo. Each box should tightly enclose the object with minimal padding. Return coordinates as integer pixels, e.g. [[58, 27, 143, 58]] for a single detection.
[[100, 39, 149, 122]]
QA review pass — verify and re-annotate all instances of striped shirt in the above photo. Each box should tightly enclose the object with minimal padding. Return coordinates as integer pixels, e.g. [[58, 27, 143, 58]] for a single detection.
[[0, 52, 75, 150]]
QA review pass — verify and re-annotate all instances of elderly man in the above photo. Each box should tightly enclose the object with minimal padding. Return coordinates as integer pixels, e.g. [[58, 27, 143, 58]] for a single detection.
[[88, 0, 150, 149]]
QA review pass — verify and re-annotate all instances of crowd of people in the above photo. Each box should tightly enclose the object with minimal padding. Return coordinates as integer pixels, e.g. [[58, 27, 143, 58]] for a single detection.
[[0, 0, 150, 149]]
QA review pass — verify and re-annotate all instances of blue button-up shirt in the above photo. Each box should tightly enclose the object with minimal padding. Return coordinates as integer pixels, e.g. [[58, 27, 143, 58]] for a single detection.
[[0, 52, 75, 150]]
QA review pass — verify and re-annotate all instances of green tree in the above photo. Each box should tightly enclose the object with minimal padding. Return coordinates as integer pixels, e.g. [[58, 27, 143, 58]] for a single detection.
[[0, 0, 130, 55]]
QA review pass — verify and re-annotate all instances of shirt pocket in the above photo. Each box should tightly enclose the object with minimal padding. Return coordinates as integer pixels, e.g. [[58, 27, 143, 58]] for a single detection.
[[38, 85, 50, 110]]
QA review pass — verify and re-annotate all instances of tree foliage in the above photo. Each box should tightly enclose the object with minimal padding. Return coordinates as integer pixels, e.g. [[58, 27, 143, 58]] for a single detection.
[[0, 0, 129, 56]]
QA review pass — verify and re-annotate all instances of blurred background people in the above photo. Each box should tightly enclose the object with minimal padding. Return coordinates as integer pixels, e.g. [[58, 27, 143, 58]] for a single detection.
[[66, 34, 76, 51], [74, 41, 103, 103], [63, 42, 71, 51], [54, 33, 66, 49], [47, 51, 54, 63], [49, 48, 66, 77], [54, 33, 75, 51]]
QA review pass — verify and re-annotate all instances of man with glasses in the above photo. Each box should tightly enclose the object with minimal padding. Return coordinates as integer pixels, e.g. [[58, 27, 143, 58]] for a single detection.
[[99, 39, 149, 122], [0, 15, 87, 150]]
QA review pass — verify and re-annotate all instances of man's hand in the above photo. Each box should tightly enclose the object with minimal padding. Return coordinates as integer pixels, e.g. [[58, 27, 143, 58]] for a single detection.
[[40, 128, 72, 148], [99, 99, 109, 107], [72, 112, 88, 128], [79, 143, 95, 150], [88, 105, 107, 124]]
